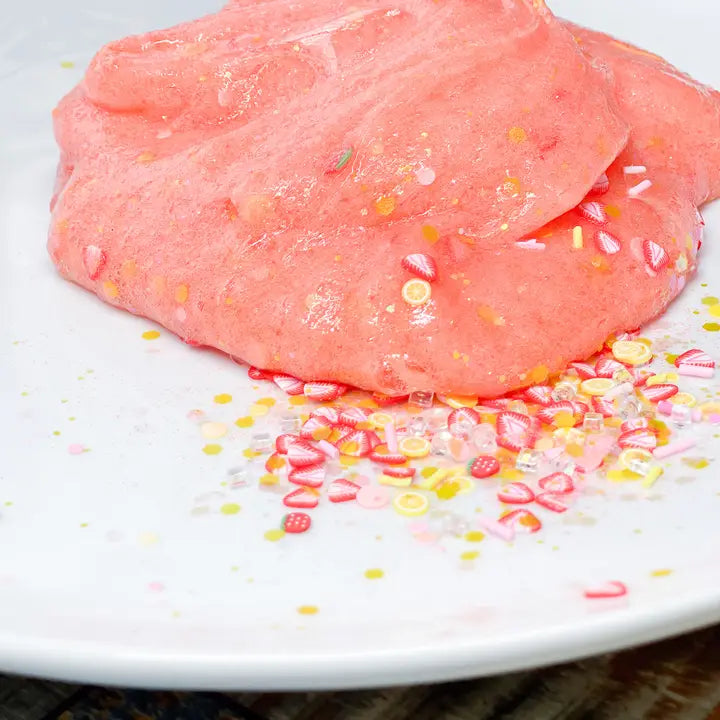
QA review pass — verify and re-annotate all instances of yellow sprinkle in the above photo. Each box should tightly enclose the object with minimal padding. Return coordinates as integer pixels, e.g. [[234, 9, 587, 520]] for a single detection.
[[60, 60, 75, 69], [235, 416, 254, 428], [683, 458, 710, 470], [702, 296, 719, 305], [136, 151, 156, 164], [256, 397, 276, 407], [460, 551, 479, 561], [553, 411, 576, 428], [420, 466, 438, 479], [202, 444, 223, 455], [651, 569, 673, 578], [243, 448, 261, 459], [669, 392, 696, 408], [138, 532, 159, 547], [529, 365, 549, 384], [605, 204, 622, 219], [214, 393, 232, 404], [142, 330, 161, 340], [572, 226, 583, 249], [220, 503, 241, 515], [641, 465, 664, 488], [607, 469, 642, 482], [375, 195, 396, 216], [259, 473, 279, 486], [436, 482, 460, 500], [499, 467, 525, 481], [297, 605, 319, 615], [175, 284, 189, 303], [646, 372, 679, 387], [464, 531, 485, 543], [507, 126, 527, 143], [264, 529, 285, 542], [265, 455, 286, 471], [476, 305, 505, 326], [500, 223, 509, 231], [103, 281, 119, 298], [364, 568, 384, 580], [709, 305, 720, 318], [422, 224, 440, 244], [289, 396, 307, 406], [248, 403, 270, 418], [415, 467, 451, 490], [703, 323, 720, 332], [340, 456, 359, 467]]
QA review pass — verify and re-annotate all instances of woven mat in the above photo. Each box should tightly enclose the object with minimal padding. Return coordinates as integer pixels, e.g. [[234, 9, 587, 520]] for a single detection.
[[2, 625, 720, 720]]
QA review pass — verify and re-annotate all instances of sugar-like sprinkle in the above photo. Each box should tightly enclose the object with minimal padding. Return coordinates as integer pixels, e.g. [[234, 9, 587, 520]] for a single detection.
[[604, 382, 634, 400], [385, 421, 398, 453]]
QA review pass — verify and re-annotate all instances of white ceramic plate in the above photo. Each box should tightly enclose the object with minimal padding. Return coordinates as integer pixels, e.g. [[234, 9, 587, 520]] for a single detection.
[[2, 0, 720, 691]]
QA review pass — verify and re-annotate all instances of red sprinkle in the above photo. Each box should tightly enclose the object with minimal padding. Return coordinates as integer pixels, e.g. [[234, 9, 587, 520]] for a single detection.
[[583, 581, 627, 599], [401, 253, 438, 282], [283, 512, 312, 534], [497, 482, 535, 504], [328, 478, 361, 503]]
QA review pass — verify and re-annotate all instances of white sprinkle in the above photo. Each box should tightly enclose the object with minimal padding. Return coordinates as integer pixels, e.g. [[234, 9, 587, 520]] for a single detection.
[[516, 240, 546, 250], [628, 179, 653, 197], [623, 165, 647, 175], [415, 166, 436, 186]]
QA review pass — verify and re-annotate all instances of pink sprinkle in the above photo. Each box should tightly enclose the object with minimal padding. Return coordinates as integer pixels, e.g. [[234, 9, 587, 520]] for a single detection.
[[692, 408, 703, 423], [415, 167, 436, 186], [317, 439, 340, 459], [710, 413, 720, 425], [576, 434, 616, 474], [408, 521, 429, 534], [677, 364, 715, 378], [148, 582, 165, 592], [656, 400, 673, 416], [68, 443, 85, 455], [385, 421, 398, 453], [628, 179, 653, 197], [653, 439, 697, 459], [476, 516, 515, 542]]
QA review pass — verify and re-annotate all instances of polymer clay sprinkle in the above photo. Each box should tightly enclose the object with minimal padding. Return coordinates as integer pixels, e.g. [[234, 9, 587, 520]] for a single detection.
[[628, 179, 653, 196], [677, 364, 714, 378], [653, 439, 697, 459], [231, 323, 716, 565]]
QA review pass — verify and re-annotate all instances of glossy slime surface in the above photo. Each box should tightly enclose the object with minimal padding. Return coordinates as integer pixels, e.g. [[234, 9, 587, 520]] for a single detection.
[[48, 0, 720, 396]]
